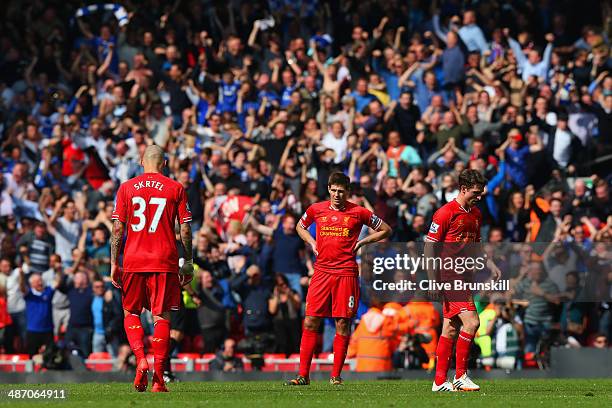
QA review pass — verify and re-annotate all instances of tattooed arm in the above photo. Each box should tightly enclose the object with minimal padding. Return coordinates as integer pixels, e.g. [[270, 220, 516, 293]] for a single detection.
[[179, 222, 194, 285], [180, 222, 193, 261], [110, 220, 124, 288]]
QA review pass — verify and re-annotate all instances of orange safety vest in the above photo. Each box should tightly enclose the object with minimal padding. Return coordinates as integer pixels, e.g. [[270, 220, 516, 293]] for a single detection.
[[348, 304, 411, 372], [382, 302, 413, 349], [403, 302, 440, 359]]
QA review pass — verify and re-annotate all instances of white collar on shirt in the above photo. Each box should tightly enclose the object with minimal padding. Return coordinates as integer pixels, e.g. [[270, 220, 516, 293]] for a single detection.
[[329, 203, 346, 211], [454, 199, 471, 213]]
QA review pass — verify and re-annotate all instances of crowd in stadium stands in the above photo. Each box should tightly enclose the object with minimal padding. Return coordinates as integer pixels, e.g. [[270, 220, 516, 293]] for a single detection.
[[0, 0, 611, 372]]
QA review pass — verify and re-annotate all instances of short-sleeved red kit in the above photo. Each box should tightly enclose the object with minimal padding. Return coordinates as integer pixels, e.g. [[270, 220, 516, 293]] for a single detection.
[[426, 199, 482, 318], [112, 172, 192, 314], [299, 200, 382, 318]]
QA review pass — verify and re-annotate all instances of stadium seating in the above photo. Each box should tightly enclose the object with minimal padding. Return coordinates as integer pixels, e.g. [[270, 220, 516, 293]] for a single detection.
[[194, 353, 216, 371], [261, 354, 300, 372], [523, 352, 539, 369], [263, 353, 286, 359], [85, 352, 114, 372], [0, 354, 33, 372], [173, 353, 201, 371]]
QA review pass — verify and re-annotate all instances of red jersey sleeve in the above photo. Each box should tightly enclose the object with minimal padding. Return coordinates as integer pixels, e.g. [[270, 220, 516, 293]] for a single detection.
[[177, 185, 193, 224], [299, 205, 316, 229], [111, 184, 128, 223], [359, 206, 383, 230], [425, 206, 451, 242]]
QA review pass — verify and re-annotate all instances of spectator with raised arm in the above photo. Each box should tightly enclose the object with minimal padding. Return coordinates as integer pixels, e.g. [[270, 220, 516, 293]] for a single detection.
[[508, 31, 556, 82]]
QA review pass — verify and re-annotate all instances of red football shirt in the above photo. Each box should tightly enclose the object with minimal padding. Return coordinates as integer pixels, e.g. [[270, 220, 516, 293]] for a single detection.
[[61, 138, 85, 177], [425, 199, 482, 281], [425, 199, 482, 243], [112, 172, 192, 273], [299, 200, 383, 276]]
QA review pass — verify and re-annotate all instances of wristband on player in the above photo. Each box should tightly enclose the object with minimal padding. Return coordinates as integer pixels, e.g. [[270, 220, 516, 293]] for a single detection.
[[179, 258, 193, 267]]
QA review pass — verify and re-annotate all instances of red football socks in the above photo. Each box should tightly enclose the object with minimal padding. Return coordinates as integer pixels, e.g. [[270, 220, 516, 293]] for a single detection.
[[434, 335, 454, 386], [298, 329, 318, 378], [455, 331, 474, 378], [124, 314, 146, 361], [152, 319, 170, 381], [331, 334, 350, 378]]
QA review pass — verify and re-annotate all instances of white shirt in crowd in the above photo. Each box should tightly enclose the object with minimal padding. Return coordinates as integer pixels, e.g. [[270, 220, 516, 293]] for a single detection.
[[321, 131, 348, 164], [6, 268, 25, 314], [553, 128, 573, 167]]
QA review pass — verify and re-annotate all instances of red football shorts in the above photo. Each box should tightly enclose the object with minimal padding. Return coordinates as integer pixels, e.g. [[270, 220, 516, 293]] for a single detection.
[[121, 272, 181, 315], [442, 289, 476, 319], [305, 270, 359, 318]]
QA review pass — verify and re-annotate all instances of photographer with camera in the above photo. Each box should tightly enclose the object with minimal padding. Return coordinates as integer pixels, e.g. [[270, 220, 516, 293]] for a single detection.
[[393, 331, 432, 370], [230, 265, 272, 336], [269, 273, 302, 356], [209, 338, 244, 372], [197, 270, 230, 353], [485, 297, 523, 369], [231, 265, 273, 369]]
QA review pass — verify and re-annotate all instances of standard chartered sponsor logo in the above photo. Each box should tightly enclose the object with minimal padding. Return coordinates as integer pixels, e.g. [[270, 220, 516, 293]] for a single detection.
[[319, 226, 350, 237]]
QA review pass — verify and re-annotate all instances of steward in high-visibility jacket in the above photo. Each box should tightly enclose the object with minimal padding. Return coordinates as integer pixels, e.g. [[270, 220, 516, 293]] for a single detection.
[[347, 302, 412, 372], [403, 301, 440, 369]]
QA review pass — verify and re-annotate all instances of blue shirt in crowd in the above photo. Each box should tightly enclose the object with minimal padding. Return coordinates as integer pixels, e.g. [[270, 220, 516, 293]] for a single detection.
[[24, 287, 54, 333], [59, 280, 93, 329], [272, 228, 305, 276], [505, 145, 530, 188], [442, 46, 465, 85], [350, 91, 377, 113], [458, 24, 489, 53], [219, 80, 240, 113], [91, 296, 105, 335], [373, 58, 401, 101]]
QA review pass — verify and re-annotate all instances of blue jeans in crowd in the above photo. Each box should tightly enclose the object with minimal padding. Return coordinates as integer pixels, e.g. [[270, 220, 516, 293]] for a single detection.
[[92, 333, 107, 353], [322, 319, 336, 352], [284, 273, 303, 299], [599, 308, 612, 340], [66, 327, 93, 358], [524, 322, 551, 353], [6, 311, 27, 352]]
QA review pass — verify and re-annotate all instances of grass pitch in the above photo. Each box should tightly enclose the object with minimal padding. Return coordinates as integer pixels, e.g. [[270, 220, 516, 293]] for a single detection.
[[1, 379, 610, 407]]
